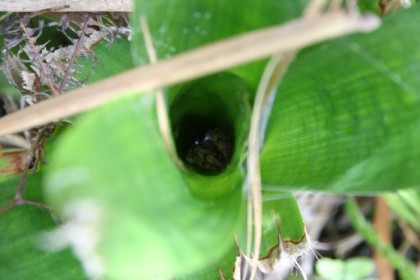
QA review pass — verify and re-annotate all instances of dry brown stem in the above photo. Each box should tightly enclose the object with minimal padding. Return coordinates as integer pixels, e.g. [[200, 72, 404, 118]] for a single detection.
[[0, 11, 380, 137], [19, 19, 60, 96], [373, 197, 394, 280], [58, 14, 91, 93], [0, 1, 132, 12]]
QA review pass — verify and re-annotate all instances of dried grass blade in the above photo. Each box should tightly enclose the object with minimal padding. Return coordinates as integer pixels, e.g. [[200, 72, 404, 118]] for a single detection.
[[0, 11, 380, 136]]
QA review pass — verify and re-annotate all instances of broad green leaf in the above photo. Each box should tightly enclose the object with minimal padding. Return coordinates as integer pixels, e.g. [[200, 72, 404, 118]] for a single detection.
[[76, 38, 133, 83], [261, 5, 420, 193], [44, 94, 244, 279]]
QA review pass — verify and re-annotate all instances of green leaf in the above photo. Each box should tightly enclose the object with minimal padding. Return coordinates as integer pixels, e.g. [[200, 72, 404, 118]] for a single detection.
[[358, 0, 381, 14], [44, 95, 244, 279], [263, 192, 305, 244], [261, 5, 420, 193], [76, 38, 133, 83]]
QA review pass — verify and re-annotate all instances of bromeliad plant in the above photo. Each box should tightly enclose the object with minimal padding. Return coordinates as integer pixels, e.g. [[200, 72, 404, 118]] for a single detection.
[[0, 0, 419, 279]]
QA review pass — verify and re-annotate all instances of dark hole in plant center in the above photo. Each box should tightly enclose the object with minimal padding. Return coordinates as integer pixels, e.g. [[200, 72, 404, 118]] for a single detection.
[[0, 97, 7, 117], [174, 114, 234, 175]]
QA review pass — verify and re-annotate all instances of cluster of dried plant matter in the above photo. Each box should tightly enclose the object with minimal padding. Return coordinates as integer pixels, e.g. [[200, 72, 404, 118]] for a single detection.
[[1, 12, 130, 104], [0, 11, 131, 215]]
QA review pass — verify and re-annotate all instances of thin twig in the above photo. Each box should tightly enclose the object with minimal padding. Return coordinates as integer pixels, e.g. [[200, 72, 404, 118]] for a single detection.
[[373, 197, 394, 280], [0, 11, 380, 137], [247, 52, 297, 279], [0, 160, 30, 215], [23, 199, 54, 211], [14, 163, 30, 200], [140, 17, 184, 170]]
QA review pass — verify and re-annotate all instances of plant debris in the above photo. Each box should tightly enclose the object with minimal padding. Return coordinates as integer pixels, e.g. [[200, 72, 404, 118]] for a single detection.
[[0, 11, 131, 215]]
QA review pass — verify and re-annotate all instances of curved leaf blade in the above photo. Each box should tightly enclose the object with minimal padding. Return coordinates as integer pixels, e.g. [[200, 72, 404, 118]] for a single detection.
[[44, 95, 243, 279], [261, 6, 420, 192]]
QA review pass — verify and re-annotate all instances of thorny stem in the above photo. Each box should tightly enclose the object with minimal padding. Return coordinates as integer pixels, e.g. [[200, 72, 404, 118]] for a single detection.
[[58, 13, 91, 94], [19, 16, 60, 96]]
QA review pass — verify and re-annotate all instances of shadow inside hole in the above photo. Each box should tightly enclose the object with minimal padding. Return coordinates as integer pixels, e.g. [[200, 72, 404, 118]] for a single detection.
[[174, 114, 234, 176]]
